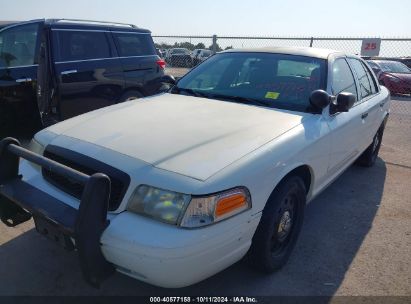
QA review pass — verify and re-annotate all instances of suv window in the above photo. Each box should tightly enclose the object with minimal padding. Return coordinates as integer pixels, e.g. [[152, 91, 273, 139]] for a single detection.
[[348, 58, 373, 99], [0, 23, 39, 68], [113, 33, 155, 57], [54, 30, 111, 62], [332, 58, 358, 98]]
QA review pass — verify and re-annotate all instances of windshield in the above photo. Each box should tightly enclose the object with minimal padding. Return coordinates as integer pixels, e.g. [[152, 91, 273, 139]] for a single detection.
[[173, 52, 327, 113], [172, 48, 189, 55], [376, 61, 410, 74]]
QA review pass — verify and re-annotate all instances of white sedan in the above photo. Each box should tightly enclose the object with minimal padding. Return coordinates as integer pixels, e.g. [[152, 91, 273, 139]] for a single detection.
[[0, 47, 390, 288]]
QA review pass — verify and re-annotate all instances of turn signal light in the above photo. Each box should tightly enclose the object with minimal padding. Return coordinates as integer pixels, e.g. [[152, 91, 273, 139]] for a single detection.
[[215, 193, 248, 217]]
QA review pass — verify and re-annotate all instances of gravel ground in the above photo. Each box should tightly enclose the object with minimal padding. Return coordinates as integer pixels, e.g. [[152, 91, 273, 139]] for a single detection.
[[0, 98, 410, 297]]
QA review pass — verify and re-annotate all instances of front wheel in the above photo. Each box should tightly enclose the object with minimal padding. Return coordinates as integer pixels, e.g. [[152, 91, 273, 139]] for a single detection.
[[248, 176, 306, 272]]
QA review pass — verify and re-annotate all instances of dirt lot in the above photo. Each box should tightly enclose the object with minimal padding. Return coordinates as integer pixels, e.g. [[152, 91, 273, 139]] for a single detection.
[[0, 98, 410, 297]]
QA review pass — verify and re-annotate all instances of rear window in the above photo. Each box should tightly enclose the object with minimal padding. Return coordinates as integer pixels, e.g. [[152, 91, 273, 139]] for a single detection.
[[172, 49, 190, 55], [53, 30, 111, 62], [113, 32, 156, 57]]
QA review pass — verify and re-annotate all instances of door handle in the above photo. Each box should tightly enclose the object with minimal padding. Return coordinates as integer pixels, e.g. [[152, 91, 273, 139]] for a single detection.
[[16, 78, 32, 83], [380, 102, 385, 108], [361, 113, 369, 119], [61, 70, 77, 75]]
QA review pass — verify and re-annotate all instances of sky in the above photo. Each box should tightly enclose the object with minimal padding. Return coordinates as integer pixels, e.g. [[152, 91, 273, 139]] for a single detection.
[[1, 0, 411, 37]]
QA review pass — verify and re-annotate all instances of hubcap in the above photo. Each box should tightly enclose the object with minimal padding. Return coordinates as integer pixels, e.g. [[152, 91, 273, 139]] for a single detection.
[[271, 195, 297, 254], [277, 210, 292, 241], [372, 132, 380, 153]]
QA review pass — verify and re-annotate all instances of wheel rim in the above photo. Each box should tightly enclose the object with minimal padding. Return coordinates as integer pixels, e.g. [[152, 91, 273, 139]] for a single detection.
[[271, 194, 298, 256], [372, 131, 380, 154]]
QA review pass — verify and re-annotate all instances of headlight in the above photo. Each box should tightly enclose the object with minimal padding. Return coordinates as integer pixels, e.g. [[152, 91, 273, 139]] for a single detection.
[[127, 185, 251, 228], [127, 185, 191, 225], [28, 138, 45, 155], [389, 76, 401, 83]]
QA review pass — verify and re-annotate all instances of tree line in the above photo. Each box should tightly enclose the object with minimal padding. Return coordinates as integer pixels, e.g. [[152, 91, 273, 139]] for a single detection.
[[154, 41, 233, 52]]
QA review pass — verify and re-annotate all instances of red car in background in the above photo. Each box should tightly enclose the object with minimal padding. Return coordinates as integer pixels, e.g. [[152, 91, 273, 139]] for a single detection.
[[367, 60, 411, 96]]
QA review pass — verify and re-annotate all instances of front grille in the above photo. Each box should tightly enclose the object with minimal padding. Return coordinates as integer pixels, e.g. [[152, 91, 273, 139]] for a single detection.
[[42, 146, 130, 211]]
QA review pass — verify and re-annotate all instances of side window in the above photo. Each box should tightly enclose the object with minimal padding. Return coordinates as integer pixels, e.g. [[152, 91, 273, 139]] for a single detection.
[[362, 61, 379, 94], [332, 58, 358, 97], [113, 33, 155, 57], [0, 23, 39, 67], [54, 30, 111, 62], [348, 58, 373, 99]]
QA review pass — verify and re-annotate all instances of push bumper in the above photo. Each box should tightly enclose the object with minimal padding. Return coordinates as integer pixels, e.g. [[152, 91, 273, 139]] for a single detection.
[[0, 137, 115, 287]]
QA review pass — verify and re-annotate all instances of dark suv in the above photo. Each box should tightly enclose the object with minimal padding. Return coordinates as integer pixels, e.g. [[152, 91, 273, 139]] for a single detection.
[[0, 19, 166, 134]]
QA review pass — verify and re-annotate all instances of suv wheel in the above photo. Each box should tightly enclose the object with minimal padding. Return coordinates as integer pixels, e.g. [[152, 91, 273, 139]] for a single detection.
[[248, 176, 306, 272], [118, 91, 144, 103], [0, 105, 15, 138]]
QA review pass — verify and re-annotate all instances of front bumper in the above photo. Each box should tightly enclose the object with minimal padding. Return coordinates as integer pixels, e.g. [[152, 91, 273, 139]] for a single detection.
[[101, 212, 259, 288], [0, 138, 114, 287], [0, 137, 261, 288]]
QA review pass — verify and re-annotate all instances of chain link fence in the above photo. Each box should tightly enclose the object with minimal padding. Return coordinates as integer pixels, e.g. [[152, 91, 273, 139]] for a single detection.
[[153, 35, 411, 124]]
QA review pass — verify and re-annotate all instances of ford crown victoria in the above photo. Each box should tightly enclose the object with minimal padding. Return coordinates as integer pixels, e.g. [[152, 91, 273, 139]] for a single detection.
[[0, 47, 390, 288]]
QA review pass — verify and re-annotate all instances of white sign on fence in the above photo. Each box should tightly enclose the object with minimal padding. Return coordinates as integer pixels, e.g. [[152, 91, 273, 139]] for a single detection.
[[361, 38, 381, 56]]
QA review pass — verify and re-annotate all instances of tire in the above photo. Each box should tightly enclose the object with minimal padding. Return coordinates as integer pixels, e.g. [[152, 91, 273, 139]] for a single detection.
[[0, 104, 15, 139], [248, 175, 306, 272], [356, 120, 386, 167], [118, 90, 144, 103]]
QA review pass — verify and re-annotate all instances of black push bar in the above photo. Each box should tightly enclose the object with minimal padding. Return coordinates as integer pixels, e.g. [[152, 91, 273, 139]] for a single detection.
[[0, 137, 115, 287]]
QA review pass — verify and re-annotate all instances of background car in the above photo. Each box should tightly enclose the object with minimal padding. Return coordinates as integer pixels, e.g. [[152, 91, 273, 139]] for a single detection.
[[0, 18, 167, 136], [165, 48, 192, 67], [367, 60, 411, 95], [192, 49, 212, 66]]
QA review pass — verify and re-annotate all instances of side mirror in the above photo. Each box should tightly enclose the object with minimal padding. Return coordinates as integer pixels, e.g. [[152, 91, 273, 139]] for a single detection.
[[331, 92, 356, 114], [309, 90, 331, 111], [160, 75, 177, 85]]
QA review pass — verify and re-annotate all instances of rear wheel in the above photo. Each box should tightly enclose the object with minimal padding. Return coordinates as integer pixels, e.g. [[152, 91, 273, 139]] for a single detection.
[[0, 105, 15, 139], [248, 176, 306, 272], [356, 121, 386, 167], [118, 90, 144, 103]]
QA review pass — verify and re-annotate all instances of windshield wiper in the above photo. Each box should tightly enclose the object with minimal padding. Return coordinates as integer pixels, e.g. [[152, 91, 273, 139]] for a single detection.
[[205, 93, 272, 108], [171, 87, 207, 98]]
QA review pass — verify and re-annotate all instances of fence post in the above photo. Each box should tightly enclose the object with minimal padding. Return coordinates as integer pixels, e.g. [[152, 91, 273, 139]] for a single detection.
[[212, 35, 218, 54], [309, 37, 314, 47]]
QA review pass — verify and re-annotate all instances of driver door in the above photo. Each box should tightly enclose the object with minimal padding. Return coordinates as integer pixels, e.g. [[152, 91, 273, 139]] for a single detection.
[[326, 57, 367, 176]]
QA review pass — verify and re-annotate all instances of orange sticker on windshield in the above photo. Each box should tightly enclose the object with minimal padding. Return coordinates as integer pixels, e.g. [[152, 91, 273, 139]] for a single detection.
[[265, 92, 280, 99]]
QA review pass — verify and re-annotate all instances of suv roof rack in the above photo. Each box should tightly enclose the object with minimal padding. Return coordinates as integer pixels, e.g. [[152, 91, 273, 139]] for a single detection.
[[52, 18, 138, 28]]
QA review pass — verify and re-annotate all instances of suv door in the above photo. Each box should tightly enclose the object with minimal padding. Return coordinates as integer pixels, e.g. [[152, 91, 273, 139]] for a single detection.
[[326, 57, 368, 175], [52, 28, 124, 120], [0, 22, 42, 134], [347, 58, 382, 144], [111, 30, 163, 97]]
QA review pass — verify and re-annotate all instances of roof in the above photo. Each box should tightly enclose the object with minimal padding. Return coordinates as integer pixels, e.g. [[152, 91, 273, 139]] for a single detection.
[[222, 46, 344, 59], [46, 19, 151, 33], [0, 19, 151, 34]]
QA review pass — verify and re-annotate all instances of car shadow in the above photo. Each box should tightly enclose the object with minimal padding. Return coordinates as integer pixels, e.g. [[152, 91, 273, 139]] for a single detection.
[[0, 159, 386, 296]]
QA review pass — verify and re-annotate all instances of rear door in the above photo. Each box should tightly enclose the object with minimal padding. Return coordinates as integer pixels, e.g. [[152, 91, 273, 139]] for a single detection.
[[111, 30, 162, 96], [0, 22, 42, 131], [52, 27, 124, 120]]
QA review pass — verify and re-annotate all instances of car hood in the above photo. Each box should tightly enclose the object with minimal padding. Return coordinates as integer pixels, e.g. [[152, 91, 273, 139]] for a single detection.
[[47, 93, 308, 181]]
